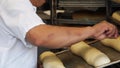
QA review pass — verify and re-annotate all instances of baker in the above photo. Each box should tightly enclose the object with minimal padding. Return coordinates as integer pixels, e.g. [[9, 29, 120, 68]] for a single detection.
[[0, 0, 119, 68]]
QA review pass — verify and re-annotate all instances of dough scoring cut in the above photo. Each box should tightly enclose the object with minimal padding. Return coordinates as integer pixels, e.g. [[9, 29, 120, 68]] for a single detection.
[[70, 41, 110, 67]]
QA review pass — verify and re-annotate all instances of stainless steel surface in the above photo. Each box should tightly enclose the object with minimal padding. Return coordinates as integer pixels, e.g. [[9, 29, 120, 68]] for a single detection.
[[56, 42, 120, 68]]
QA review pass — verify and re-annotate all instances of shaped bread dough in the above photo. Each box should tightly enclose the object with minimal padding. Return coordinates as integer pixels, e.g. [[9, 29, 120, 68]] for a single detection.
[[101, 36, 120, 52], [70, 41, 110, 67], [112, 0, 120, 3], [40, 51, 65, 68], [112, 11, 120, 22]]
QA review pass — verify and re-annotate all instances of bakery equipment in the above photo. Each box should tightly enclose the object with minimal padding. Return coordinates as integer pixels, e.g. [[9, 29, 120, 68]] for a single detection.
[[55, 40, 120, 68], [38, 0, 120, 68], [50, 0, 120, 25]]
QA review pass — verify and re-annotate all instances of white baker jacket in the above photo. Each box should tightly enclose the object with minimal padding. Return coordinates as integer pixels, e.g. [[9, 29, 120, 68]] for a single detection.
[[0, 0, 44, 68]]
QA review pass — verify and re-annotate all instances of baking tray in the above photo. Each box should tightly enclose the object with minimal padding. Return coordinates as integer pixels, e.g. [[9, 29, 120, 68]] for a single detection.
[[56, 42, 120, 68]]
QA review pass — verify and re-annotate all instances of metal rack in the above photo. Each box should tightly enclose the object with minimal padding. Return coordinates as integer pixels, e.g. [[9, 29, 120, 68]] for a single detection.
[[58, 0, 105, 8], [106, 0, 120, 25], [50, 0, 120, 25]]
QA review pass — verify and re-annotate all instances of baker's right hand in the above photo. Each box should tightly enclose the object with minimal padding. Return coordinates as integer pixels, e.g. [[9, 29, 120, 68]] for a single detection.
[[92, 20, 119, 40]]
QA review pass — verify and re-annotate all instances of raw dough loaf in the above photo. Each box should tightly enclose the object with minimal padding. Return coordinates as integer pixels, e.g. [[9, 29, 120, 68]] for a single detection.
[[101, 36, 120, 52], [72, 10, 105, 20], [112, 11, 120, 22], [70, 41, 110, 67], [112, 0, 120, 3], [40, 51, 65, 68]]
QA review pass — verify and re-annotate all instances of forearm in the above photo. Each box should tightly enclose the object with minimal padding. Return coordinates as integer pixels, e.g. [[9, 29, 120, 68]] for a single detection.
[[26, 24, 95, 49]]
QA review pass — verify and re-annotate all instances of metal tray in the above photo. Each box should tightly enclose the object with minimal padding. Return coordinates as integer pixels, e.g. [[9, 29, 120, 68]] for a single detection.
[[56, 42, 120, 68]]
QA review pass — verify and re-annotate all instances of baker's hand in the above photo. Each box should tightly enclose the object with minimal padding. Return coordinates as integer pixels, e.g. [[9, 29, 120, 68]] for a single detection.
[[92, 20, 119, 40]]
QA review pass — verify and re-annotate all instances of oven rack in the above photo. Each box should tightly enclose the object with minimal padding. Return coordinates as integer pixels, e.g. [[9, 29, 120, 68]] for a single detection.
[[50, 0, 120, 25], [58, 0, 105, 8]]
